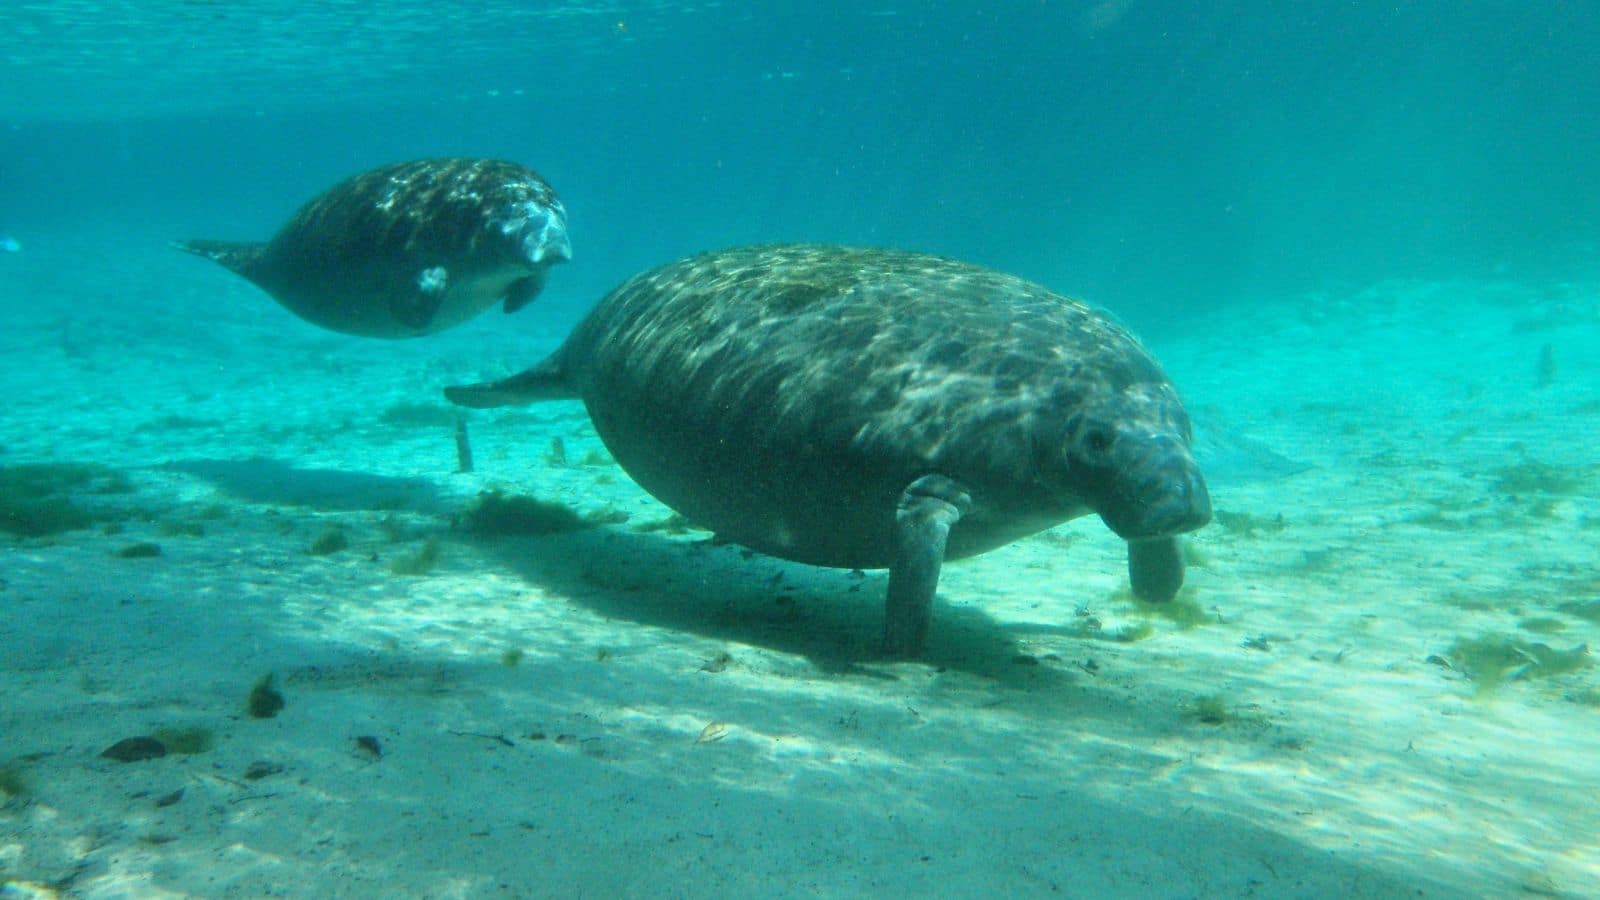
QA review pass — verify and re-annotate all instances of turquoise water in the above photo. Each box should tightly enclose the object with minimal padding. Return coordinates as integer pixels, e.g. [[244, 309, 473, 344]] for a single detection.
[[6, 3, 1598, 323], [2, 4, 1598, 897]]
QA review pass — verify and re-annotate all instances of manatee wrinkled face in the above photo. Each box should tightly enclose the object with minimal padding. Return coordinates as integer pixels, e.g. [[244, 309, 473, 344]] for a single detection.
[[1053, 383, 1211, 540]]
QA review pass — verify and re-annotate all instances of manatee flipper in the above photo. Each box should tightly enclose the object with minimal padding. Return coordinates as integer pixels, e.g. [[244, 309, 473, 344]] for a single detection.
[[502, 271, 548, 314], [174, 239, 268, 278], [1128, 537, 1184, 603], [444, 357, 577, 408], [884, 474, 973, 657]]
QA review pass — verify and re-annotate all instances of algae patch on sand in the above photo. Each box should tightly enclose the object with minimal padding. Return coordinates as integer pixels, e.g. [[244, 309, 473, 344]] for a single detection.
[[1446, 634, 1591, 694], [0, 462, 135, 537], [460, 490, 593, 536]]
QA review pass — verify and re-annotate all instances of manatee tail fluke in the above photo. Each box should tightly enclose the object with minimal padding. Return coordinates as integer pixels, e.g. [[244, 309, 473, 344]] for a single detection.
[[173, 239, 267, 275], [444, 358, 576, 408]]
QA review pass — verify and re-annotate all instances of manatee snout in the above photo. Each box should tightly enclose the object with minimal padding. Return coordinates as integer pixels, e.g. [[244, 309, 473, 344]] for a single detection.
[[1130, 460, 1211, 536], [517, 204, 572, 266], [1097, 434, 1211, 540]]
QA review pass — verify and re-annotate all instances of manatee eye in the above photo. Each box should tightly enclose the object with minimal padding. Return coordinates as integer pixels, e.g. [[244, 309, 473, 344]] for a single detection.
[[1083, 429, 1112, 455]]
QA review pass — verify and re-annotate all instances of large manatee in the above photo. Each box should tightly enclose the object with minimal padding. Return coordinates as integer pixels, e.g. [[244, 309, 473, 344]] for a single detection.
[[449, 244, 1210, 656]]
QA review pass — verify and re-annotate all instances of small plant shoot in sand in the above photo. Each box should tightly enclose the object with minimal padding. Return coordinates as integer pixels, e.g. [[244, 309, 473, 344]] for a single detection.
[[1194, 693, 1230, 725], [247, 673, 285, 718], [307, 526, 348, 555], [1535, 342, 1556, 388], [389, 539, 441, 575], [543, 436, 568, 467]]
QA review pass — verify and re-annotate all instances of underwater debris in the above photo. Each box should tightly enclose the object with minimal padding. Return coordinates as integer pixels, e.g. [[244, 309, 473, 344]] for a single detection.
[[695, 722, 731, 744], [242, 761, 284, 781], [154, 788, 184, 807], [101, 736, 167, 762], [460, 489, 590, 536], [115, 542, 162, 558], [1445, 635, 1591, 693], [246, 673, 285, 718], [448, 730, 515, 747], [700, 651, 733, 673], [500, 648, 525, 668], [307, 526, 348, 555], [389, 539, 441, 575], [1066, 614, 1154, 643], [354, 736, 382, 761]]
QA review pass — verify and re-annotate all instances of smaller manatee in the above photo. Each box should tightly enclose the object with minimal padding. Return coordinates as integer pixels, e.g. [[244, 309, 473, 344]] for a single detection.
[[177, 158, 570, 338]]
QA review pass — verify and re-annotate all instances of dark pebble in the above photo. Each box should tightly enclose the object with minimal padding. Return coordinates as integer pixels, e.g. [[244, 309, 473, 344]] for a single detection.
[[243, 760, 285, 781], [102, 736, 167, 762]]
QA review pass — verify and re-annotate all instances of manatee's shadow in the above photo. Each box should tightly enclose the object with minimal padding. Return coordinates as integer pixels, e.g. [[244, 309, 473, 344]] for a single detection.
[[162, 457, 447, 513], [475, 525, 1069, 685]]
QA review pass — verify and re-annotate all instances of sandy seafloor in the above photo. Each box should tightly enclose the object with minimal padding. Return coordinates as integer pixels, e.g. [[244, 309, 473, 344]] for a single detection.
[[2, 234, 1597, 899]]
